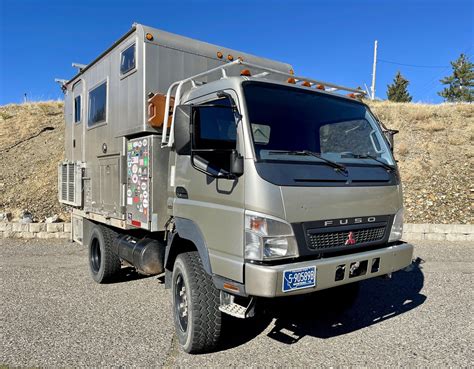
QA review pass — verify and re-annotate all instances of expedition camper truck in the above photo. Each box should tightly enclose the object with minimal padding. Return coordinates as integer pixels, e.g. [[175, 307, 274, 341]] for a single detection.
[[59, 23, 413, 353]]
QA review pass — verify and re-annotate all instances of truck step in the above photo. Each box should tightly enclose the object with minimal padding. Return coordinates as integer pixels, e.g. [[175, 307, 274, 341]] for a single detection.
[[219, 292, 255, 319]]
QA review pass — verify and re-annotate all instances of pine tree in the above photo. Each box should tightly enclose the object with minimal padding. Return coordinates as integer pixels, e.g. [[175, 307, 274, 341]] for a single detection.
[[386, 71, 412, 102], [438, 53, 474, 102]]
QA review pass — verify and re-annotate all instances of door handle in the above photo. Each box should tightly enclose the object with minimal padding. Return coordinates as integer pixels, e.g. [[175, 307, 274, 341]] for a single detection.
[[176, 186, 188, 199]]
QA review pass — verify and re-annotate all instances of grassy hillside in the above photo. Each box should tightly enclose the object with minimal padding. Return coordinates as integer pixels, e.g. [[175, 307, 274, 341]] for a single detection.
[[0, 100, 472, 223]]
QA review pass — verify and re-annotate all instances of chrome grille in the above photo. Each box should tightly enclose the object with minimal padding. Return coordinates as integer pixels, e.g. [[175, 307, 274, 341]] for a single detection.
[[307, 226, 386, 250]]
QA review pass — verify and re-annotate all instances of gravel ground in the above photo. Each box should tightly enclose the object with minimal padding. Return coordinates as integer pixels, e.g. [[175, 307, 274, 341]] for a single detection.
[[1, 238, 473, 367]]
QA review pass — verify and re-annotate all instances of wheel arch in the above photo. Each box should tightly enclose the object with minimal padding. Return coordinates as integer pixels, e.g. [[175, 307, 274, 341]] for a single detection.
[[164, 217, 212, 276]]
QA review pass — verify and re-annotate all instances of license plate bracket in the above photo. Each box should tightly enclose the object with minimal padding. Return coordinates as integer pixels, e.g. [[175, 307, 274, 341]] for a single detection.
[[282, 266, 316, 292]]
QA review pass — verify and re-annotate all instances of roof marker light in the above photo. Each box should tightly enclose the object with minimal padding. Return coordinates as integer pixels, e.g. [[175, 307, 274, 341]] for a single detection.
[[240, 69, 251, 76], [217, 51, 223, 59], [145, 33, 154, 41], [287, 77, 296, 84], [227, 54, 234, 61], [316, 84, 325, 90], [302, 81, 311, 87]]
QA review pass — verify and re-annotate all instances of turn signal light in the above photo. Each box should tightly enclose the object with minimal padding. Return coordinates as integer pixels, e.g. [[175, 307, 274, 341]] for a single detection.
[[145, 33, 154, 41], [347, 93, 356, 98], [287, 77, 296, 84], [240, 69, 251, 76], [316, 84, 325, 90], [302, 81, 311, 87], [227, 54, 234, 61], [217, 51, 223, 59]]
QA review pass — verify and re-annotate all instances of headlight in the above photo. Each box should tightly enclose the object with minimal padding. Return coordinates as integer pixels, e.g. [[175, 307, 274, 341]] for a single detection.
[[245, 211, 298, 261], [388, 208, 404, 242]]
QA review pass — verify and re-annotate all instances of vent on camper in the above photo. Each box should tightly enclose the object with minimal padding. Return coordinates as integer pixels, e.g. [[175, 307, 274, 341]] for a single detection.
[[58, 162, 83, 207]]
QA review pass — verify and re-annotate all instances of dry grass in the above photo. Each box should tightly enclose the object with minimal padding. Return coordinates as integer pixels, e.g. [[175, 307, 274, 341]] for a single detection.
[[0, 100, 473, 223]]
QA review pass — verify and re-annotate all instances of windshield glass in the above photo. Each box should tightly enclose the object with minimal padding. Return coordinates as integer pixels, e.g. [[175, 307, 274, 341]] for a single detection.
[[243, 82, 394, 166]]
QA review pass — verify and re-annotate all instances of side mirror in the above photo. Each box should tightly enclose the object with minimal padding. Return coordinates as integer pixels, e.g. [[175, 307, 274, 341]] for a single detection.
[[174, 105, 192, 155], [384, 129, 399, 151], [230, 149, 244, 177]]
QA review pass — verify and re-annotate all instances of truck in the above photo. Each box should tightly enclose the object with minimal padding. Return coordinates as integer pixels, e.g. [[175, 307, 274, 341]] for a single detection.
[[58, 23, 413, 353]]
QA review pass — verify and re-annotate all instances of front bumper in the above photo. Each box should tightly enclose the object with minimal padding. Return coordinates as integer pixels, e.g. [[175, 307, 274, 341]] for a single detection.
[[245, 242, 413, 297]]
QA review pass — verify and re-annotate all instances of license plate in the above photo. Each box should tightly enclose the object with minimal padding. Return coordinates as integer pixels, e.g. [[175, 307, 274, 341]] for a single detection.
[[282, 266, 316, 292]]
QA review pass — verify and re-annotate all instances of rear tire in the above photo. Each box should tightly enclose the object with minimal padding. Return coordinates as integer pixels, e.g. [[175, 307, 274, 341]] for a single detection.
[[88, 224, 121, 283], [172, 251, 222, 353]]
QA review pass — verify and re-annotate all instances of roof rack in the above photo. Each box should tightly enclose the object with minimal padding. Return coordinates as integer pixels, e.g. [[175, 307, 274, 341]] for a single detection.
[[161, 59, 366, 147]]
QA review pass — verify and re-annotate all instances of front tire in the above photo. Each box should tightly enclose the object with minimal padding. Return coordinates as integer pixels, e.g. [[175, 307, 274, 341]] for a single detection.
[[172, 251, 222, 353], [88, 224, 121, 283]]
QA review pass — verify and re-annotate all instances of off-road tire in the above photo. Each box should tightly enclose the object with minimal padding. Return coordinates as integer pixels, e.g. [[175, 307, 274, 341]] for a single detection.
[[172, 251, 222, 353], [88, 224, 121, 283]]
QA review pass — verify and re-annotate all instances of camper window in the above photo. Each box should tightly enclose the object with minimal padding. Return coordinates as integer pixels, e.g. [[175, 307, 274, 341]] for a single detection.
[[120, 43, 136, 75], [74, 95, 81, 123], [88, 82, 107, 126]]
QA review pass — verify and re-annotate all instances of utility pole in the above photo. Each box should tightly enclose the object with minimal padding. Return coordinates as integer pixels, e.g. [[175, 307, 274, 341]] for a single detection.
[[371, 40, 378, 100]]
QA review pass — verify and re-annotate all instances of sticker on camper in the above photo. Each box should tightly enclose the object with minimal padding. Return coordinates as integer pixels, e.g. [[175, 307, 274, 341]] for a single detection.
[[127, 197, 132, 205], [132, 174, 138, 183], [141, 182, 147, 191], [132, 164, 138, 174], [143, 139, 148, 146], [143, 199, 149, 209]]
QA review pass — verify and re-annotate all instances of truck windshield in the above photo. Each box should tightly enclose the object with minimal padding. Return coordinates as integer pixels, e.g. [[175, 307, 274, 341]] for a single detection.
[[243, 81, 394, 166]]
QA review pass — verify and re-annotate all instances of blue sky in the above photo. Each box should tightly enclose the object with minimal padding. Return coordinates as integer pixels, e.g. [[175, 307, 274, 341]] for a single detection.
[[0, 0, 472, 105]]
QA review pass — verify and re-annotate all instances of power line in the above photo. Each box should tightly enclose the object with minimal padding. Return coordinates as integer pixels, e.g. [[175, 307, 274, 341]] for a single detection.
[[377, 59, 448, 69]]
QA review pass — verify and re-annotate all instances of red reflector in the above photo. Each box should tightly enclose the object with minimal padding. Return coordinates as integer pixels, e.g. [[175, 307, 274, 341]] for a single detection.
[[131, 220, 141, 227]]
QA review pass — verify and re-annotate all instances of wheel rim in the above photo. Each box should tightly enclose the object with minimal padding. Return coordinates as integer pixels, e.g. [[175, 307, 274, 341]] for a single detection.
[[174, 273, 188, 332], [90, 237, 101, 274]]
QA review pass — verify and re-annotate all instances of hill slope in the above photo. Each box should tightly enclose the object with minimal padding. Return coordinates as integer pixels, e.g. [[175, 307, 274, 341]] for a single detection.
[[0, 101, 472, 223]]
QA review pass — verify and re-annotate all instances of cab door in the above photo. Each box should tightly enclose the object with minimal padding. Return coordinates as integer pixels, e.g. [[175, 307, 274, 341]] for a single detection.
[[71, 80, 84, 161], [172, 91, 245, 282]]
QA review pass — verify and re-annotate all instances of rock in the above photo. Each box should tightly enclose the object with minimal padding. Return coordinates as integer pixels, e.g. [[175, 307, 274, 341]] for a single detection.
[[45, 215, 59, 223], [20, 211, 33, 224], [0, 212, 12, 222]]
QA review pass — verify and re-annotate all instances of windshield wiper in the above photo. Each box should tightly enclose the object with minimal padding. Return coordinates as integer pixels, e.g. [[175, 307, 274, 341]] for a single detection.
[[268, 150, 347, 173], [343, 153, 396, 172]]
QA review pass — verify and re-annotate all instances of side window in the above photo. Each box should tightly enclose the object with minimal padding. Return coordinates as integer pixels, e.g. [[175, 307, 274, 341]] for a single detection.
[[193, 98, 237, 172], [74, 95, 81, 123], [194, 100, 236, 150], [120, 43, 136, 75], [88, 82, 107, 126]]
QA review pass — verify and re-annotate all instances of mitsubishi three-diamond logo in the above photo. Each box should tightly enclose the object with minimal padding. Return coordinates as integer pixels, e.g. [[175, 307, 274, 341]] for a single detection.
[[345, 231, 356, 245]]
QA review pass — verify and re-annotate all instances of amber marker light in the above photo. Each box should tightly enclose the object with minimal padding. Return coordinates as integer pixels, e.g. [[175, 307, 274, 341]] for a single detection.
[[302, 81, 311, 87], [240, 69, 251, 76], [223, 283, 240, 292], [289, 69, 295, 75], [145, 33, 154, 41], [316, 84, 325, 90], [227, 54, 234, 61], [347, 93, 356, 98], [287, 77, 296, 84], [217, 51, 223, 59]]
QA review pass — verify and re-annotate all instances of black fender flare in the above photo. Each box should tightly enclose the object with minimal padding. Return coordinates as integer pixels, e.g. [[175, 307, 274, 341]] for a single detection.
[[164, 217, 212, 275]]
